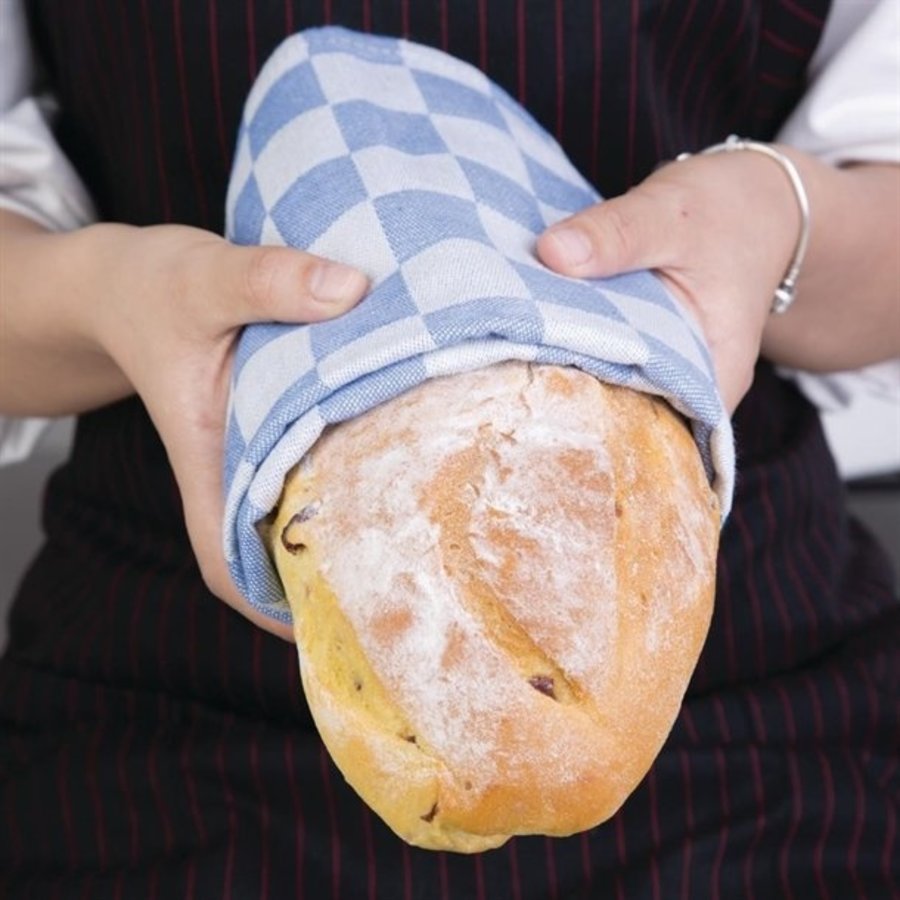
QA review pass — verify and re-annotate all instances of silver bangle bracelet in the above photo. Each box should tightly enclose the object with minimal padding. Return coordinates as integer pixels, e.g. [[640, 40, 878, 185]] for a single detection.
[[676, 134, 810, 314]]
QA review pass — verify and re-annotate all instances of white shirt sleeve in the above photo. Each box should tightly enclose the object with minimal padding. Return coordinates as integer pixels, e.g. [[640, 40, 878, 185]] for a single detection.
[[776, 0, 900, 479], [0, 0, 95, 465], [0, 0, 97, 230], [777, 0, 900, 166]]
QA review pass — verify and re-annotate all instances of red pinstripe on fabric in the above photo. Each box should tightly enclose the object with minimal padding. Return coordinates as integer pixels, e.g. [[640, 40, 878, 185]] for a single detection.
[[589, 0, 602, 183], [579, 829, 593, 891], [185, 582, 203, 696], [792, 470, 839, 608], [156, 569, 178, 691], [827, 664, 854, 738], [689, 0, 751, 145], [473, 851, 486, 900], [360, 806, 377, 900], [439, 0, 449, 49], [760, 70, 800, 90], [659, 0, 698, 152], [757, 469, 799, 668], [543, 836, 559, 900], [477, 0, 488, 70], [677, 749, 694, 900], [613, 813, 627, 900], [207, 2, 232, 186], [507, 838, 522, 900], [73, 0, 111, 141], [400, 0, 410, 37], [812, 749, 836, 899], [217, 602, 233, 706], [114, 407, 144, 523], [86, 703, 109, 872], [117, 698, 140, 868], [680, 701, 701, 746], [716, 555, 740, 684], [553, 0, 565, 140], [92, 1, 125, 181], [645, 767, 662, 900], [215, 715, 238, 900], [56, 744, 77, 870], [318, 741, 342, 899], [246, 0, 258, 79], [842, 746, 868, 900], [772, 454, 824, 645], [778, 0, 825, 28], [800, 673, 826, 741], [732, 506, 769, 676], [515, 0, 526, 103], [884, 803, 899, 896], [180, 708, 208, 849], [762, 28, 810, 59], [625, 0, 640, 186], [149, 703, 176, 860], [139, 0, 172, 220], [644, 0, 670, 162], [400, 838, 413, 900], [284, 0, 294, 34], [438, 850, 451, 899], [3, 771, 22, 871], [148, 854, 161, 900], [852, 657, 881, 751], [741, 744, 766, 900], [676, 0, 725, 142], [112, 3, 150, 216], [711, 694, 733, 745], [709, 746, 732, 900], [174, 0, 210, 226], [282, 733, 307, 899], [252, 626, 268, 713], [249, 730, 271, 900], [128, 569, 156, 682], [775, 686, 802, 900]]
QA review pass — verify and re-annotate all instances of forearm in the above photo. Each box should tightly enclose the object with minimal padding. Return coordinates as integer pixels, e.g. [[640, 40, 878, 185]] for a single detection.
[[762, 158, 900, 372], [0, 208, 131, 415]]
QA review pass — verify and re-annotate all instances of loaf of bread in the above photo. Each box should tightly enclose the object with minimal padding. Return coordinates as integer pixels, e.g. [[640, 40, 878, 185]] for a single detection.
[[267, 361, 719, 853]]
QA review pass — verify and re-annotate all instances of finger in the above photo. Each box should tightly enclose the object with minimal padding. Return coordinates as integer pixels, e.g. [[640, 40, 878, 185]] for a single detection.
[[206, 242, 369, 329], [536, 186, 682, 279]]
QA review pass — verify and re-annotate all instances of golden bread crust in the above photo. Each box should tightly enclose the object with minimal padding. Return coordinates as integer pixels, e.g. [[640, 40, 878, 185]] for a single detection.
[[268, 362, 719, 852]]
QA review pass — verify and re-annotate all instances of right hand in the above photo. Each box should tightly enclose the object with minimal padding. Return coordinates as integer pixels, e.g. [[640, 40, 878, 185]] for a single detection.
[[1, 216, 367, 640]]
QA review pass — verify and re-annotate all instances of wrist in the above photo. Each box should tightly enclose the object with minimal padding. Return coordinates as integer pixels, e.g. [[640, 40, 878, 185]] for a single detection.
[[0, 215, 133, 415]]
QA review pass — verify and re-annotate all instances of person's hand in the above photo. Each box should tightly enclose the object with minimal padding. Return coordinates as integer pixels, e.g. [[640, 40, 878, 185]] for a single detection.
[[536, 149, 804, 412], [71, 224, 367, 640]]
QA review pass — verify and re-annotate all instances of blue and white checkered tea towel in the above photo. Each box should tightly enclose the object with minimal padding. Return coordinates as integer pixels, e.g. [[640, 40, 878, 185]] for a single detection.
[[224, 26, 735, 622]]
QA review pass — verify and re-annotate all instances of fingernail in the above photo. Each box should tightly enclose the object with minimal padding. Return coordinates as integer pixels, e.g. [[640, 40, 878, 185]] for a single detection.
[[546, 227, 593, 267], [309, 262, 367, 304]]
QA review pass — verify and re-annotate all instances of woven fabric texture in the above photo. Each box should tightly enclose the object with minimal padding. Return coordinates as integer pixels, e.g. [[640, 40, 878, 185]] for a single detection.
[[224, 27, 734, 620]]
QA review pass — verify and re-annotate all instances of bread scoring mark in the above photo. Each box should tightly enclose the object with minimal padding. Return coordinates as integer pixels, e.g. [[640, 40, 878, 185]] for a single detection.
[[281, 516, 310, 554], [528, 675, 557, 699]]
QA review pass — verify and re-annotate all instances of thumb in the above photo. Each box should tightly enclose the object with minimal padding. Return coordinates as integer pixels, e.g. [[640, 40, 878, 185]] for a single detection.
[[536, 187, 677, 279], [210, 242, 369, 330]]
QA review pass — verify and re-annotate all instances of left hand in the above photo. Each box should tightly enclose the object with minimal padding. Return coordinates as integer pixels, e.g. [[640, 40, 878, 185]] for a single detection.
[[536, 148, 804, 412]]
